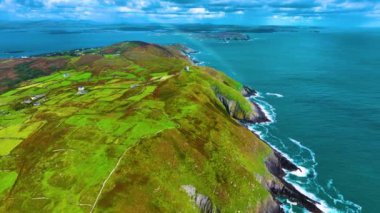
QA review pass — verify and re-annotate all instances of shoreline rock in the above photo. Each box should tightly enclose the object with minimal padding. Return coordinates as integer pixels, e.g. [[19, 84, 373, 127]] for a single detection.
[[265, 151, 322, 213], [216, 93, 269, 124], [241, 90, 323, 213], [258, 196, 284, 213], [236, 84, 322, 212], [241, 85, 257, 97]]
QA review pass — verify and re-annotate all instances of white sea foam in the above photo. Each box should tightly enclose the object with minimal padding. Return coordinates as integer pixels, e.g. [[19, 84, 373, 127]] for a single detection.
[[291, 182, 338, 213], [286, 200, 297, 206], [266, 92, 284, 98], [249, 96, 277, 123], [247, 92, 362, 213], [254, 92, 264, 98], [249, 127, 264, 139], [327, 179, 334, 189], [289, 138, 317, 163], [290, 166, 309, 177], [321, 179, 362, 212]]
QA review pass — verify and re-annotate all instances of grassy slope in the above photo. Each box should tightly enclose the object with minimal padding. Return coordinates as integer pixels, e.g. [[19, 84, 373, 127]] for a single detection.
[[0, 42, 273, 212]]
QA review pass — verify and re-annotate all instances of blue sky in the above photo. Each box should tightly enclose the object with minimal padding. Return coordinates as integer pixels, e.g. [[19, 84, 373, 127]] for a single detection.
[[0, 0, 379, 27]]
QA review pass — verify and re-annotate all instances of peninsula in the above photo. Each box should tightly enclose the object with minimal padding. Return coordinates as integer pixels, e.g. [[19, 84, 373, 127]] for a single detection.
[[0, 41, 320, 212]]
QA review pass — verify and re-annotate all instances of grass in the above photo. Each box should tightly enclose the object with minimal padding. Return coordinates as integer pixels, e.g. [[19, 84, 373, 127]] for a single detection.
[[0, 139, 24, 156], [127, 86, 157, 101], [0, 41, 274, 212], [0, 171, 18, 195], [0, 121, 45, 156]]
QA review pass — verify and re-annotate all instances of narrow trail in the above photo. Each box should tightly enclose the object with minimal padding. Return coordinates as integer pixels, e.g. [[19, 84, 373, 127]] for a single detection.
[[89, 148, 129, 213], [89, 127, 173, 213]]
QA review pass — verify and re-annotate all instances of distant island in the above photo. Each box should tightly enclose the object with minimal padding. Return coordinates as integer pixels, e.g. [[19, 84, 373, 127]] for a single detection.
[[0, 41, 320, 212], [200, 32, 251, 42]]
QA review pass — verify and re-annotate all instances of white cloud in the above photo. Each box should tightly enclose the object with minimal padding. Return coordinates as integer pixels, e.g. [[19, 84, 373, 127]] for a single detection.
[[0, 0, 378, 25], [117, 6, 142, 13], [42, 0, 99, 9], [270, 13, 322, 25], [339, 1, 370, 10], [125, 0, 152, 10], [188, 7, 208, 14], [159, 6, 180, 13], [186, 7, 225, 18], [366, 3, 380, 18], [0, 0, 18, 11]]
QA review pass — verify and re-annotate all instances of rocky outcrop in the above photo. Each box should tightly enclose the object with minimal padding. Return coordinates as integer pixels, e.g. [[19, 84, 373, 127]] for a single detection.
[[217, 93, 269, 124], [265, 152, 322, 213], [250, 101, 270, 123], [170, 44, 198, 55], [265, 150, 299, 178], [181, 185, 220, 213], [241, 85, 257, 97], [258, 196, 283, 213], [216, 83, 322, 212]]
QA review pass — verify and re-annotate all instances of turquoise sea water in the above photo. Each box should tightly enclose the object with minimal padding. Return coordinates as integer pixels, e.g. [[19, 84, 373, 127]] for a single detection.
[[1, 26, 379, 212]]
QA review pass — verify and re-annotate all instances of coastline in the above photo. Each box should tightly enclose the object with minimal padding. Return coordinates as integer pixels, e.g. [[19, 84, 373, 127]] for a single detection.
[[244, 92, 322, 213], [181, 45, 322, 212]]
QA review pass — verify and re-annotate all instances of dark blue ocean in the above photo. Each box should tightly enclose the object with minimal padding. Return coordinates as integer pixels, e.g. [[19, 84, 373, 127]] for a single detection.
[[1, 25, 379, 212]]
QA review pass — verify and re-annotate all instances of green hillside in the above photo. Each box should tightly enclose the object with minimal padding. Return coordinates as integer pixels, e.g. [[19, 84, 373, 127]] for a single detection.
[[0, 42, 277, 212]]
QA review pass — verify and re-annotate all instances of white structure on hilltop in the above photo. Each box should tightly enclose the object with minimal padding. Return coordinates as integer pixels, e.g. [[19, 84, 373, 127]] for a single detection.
[[77, 86, 86, 95], [31, 94, 45, 101], [185, 66, 190, 72], [23, 99, 32, 104]]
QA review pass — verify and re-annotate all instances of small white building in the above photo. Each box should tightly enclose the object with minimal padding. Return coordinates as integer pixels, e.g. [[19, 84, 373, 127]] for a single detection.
[[185, 66, 190, 72], [77, 86, 87, 95], [23, 99, 32, 104], [31, 94, 45, 101]]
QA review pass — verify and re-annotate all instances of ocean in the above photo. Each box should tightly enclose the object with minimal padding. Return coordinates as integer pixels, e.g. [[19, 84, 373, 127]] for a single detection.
[[1, 24, 379, 212]]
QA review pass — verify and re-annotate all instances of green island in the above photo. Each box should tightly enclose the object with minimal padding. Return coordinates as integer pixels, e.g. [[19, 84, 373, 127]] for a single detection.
[[0, 41, 319, 212]]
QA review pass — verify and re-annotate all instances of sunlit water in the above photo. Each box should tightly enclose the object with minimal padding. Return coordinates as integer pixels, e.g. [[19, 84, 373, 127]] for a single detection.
[[1, 26, 379, 212]]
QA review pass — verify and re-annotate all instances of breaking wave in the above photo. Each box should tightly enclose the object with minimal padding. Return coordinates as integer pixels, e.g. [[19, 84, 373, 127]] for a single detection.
[[247, 93, 361, 213], [266, 92, 284, 98]]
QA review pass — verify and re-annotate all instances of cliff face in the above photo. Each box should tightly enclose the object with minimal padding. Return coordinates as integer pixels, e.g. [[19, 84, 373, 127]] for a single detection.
[[217, 93, 269, 123], [265, 151, 322, 213], [216, 85, 322, 213]]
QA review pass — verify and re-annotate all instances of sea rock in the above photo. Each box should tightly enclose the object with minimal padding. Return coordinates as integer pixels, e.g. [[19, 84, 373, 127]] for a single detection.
[[241, 86, 257, 97], [265, 152, 323, 213], [266, 150, 299, 178], [250, 101, 270, 123]]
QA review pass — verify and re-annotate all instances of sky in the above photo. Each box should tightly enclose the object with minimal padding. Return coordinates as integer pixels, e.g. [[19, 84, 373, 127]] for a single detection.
[[0, 0, 380, 27]]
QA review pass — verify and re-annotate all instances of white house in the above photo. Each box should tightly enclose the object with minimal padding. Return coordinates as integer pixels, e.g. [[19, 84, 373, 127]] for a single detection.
[[77, 86, 86, 95]]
